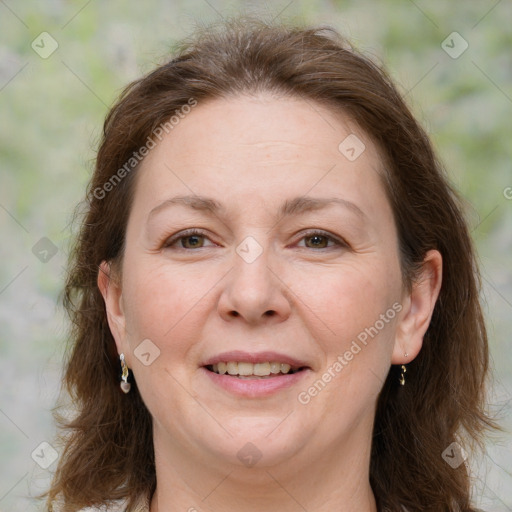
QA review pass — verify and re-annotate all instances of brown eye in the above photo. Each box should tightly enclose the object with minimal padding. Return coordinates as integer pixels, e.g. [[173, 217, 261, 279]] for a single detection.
[[297, 230, 344, 250], [304, 234, 330, 249], [180, 234, 205, 249], [163, 229, 214, 250]]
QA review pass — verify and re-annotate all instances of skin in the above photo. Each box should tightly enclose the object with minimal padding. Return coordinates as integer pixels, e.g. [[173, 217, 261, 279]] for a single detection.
[[98, 93, 442, 512]]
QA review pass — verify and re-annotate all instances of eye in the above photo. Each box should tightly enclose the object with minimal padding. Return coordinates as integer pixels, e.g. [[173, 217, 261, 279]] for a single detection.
[[162, 229, 347, 251], [296, 230, 346, 250], [163, 229, 215, 250]]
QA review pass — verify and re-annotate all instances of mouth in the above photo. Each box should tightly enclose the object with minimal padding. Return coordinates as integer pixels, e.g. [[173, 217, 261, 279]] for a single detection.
[[200, 350, 312, 396], [204, 361, 309, 379]]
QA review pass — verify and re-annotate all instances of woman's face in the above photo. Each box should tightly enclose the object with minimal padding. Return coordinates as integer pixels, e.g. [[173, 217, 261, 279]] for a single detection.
[[104, 94, 414, 474]]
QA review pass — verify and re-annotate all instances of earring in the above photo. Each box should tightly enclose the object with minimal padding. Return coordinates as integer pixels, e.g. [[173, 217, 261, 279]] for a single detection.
[[399, 364, 407, 386], [120, 353, 131, 393]]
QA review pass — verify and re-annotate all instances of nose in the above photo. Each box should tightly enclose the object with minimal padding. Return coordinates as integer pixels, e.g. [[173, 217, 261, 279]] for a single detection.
[[217, 241, 292, 326]]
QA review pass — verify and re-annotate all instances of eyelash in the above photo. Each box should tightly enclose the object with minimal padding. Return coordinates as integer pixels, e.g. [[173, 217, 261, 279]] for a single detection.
[[162, 229, 347, 251]]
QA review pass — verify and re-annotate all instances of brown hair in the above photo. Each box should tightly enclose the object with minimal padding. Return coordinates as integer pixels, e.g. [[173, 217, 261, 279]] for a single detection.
[[47, 17, 495, 511]]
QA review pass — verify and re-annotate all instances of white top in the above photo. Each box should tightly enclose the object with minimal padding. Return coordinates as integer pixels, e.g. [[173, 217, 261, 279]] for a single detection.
[[71, 493, 150, 512], [127, 493, 151, 512]]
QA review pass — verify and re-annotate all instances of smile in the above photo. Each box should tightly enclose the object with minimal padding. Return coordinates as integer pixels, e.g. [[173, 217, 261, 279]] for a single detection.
[[206, 361, 305, 378]]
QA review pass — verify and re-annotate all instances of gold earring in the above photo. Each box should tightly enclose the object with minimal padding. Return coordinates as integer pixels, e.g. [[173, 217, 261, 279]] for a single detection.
[[120, 353, 131, 393], [399, 364, 407, 386]]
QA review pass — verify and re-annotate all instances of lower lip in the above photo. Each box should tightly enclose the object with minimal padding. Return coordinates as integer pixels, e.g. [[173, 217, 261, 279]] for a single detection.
[[200, 367, 310, 398]]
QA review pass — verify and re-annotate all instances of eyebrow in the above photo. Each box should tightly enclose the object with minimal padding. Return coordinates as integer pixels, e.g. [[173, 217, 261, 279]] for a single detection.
[[147, 194, 367, 221]]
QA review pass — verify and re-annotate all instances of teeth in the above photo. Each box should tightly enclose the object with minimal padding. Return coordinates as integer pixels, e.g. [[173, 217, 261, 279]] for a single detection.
[[209, 361, 299, 376], [254, 363, 271, 376], [227, 362, 238, 375], [270, 362, 281, 374], [237, 362, 253, 376]]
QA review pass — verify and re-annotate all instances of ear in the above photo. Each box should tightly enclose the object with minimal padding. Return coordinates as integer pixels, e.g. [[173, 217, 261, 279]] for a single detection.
[[97, 261, 128, 357], [392, 249, 443, 364]]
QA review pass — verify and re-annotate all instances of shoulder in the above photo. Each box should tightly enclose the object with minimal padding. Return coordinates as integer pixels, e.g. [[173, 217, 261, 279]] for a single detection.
[[73, 499, 143, 512], [126, 493, 150, 512], [50, 493, 149, 512]]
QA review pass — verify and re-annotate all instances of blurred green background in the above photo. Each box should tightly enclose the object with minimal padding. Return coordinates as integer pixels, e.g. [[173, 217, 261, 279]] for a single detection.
[[1, 1, 511, 510]]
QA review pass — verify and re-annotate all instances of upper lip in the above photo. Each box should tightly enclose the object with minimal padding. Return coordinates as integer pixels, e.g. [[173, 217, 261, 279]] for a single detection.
[[201, 350, 311, 370]]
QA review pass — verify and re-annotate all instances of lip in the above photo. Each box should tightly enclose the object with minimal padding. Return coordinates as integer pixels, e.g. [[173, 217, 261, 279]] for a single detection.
[[200, 366, 311, 398], [201, 350, 311, 369]]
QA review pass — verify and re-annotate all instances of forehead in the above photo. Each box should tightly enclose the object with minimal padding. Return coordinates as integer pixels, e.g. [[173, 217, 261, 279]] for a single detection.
[[132, 94, 389, 220]]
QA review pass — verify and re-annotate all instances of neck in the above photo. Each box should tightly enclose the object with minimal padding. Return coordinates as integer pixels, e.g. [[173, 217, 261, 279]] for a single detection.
[[149, 421, 377, 512]]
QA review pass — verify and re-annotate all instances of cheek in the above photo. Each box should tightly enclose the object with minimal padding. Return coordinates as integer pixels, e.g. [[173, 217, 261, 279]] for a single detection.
[[295, 265, 400, 416], [120, 260, 216, 410], [292, 258, 401, 405], [293, 259, 401, 347], [121, 258, 215, 345], [289, 267, 400, 448]]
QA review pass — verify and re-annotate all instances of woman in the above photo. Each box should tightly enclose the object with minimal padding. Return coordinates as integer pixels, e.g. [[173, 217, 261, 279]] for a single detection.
[[46, 17, 495, 512]]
